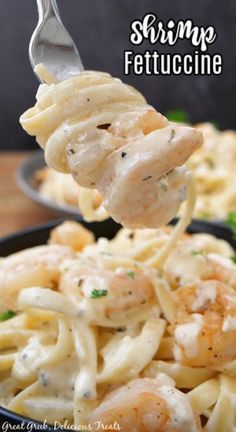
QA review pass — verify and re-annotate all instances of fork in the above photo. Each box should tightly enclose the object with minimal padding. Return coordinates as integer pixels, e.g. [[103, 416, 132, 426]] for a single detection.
[[29, 0, 84, 83]]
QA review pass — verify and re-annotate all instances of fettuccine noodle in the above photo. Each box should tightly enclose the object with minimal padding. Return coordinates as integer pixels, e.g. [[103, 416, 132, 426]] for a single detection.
[[36, 121, 236, 222], [16, 65, 236, 430], [20, 66, 202, 230], [187, 122, 236, 220], [0, 221, 236, 430]]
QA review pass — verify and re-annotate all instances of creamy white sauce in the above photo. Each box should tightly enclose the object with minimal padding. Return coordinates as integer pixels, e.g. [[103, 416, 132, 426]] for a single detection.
[[208, 253, 234, 268], [174, 314, 203, 359], [164, 245, 208, 285], [191, 283, 216, 311], [158, 385, 199, 431], [178, 185, 187, 202], [224, 294, 236, 304], [222, 315, 236, 332], [82, 275, 108, 298], [154, 372, 175, 387], [115, 267, 128, 276], [173, 345, 183, 362]]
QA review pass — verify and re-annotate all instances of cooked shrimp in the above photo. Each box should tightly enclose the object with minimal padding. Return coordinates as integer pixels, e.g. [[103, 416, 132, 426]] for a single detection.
[[0, 244, 75, 309], [90, 378, 201, 432], [97, 125, 202, 228], [172, 280, 236, 367], [59, 259, 154, 319], [164, 235, 236, 288], [49, 221, 95, 251], [20, 70, 203, 228]]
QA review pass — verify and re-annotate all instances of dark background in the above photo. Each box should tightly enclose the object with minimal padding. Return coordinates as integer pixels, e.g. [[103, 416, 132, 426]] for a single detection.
[[0, 0, 235, 150]]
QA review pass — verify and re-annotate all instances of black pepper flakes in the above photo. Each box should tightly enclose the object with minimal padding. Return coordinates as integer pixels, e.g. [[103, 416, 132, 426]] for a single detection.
[[121, 151, 127, 158], [97, 123, 111, 130], [78, 278, 84, 287], [116, 327, 126, 332], [142, 175, 152, 181], [67, 148, 75, 155], [169, 129, 176, 142], [83, 391, 91, 399]]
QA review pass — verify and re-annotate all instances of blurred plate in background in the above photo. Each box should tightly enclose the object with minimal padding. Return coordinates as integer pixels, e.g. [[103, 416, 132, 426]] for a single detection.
[[16, 151, 83, 218], [16, 150, 230, 233]]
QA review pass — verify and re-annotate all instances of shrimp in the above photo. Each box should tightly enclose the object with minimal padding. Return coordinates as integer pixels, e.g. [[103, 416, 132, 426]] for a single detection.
[[20, 70, 203, 229], [49, 221, 95, 251], [0, 244, 75, 310], [59, 259, 154, 319], [97, 124, 202, 228], [90, 378, 201, 432], [172, 280, 236, 368], [164, 234, 236, 288]]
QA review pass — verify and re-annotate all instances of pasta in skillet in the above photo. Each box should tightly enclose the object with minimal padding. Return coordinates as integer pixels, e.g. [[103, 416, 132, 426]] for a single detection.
[[1, 221, 236, 431]]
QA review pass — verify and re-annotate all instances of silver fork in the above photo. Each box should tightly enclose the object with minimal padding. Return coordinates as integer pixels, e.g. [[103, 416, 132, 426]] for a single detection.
[[29, 0, 84, 83]]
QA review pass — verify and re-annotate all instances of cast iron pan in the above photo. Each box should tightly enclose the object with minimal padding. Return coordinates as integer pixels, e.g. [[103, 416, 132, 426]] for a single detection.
[[0, 218, 235, 430]]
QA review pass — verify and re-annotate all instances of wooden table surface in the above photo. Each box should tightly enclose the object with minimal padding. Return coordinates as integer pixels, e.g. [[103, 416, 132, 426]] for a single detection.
[[0, 152, 55, 238]]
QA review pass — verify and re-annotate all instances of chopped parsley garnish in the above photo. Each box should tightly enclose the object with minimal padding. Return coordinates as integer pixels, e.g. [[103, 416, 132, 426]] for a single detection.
[[0, 310, 16, 321], [191, 250, 204, 256], [227, 211, 236, 239], [39, 371, 49, 386], [100, 251, 112, 256], [126, 271, 135, 279], [199, 211, 211, 220], [165, 109, 189, 123], [170, 129, 176, 141], [206, 158, 215, 169], [91, 289, 108, 299], [212, 120, 219, 129], [160, 182, 168, 192], [231, 255, 236, 264]]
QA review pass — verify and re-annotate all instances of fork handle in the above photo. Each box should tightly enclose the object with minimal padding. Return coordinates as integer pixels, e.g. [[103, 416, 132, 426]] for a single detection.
[[36, 0, 61, 22]]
